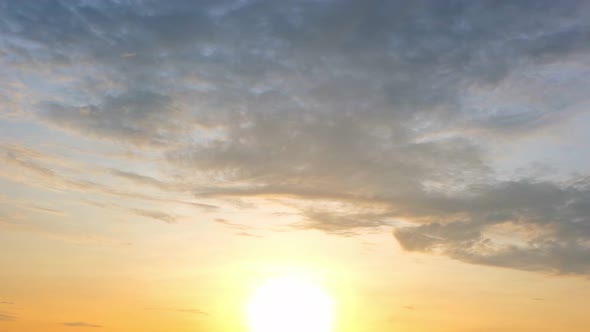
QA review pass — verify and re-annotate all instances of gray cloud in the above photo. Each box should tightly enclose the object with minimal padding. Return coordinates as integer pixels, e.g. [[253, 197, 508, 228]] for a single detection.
[[394, 179, 590, 275], [63, 322, 102, 328], [2, 0, 590, 275], [108, 169, 173, 191], [297, 211, 391, 236], [41, 91, 187, 146], [3, 0, 589, 137]]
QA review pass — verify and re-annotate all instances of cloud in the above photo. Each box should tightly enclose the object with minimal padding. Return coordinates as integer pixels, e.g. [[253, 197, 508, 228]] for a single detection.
[[214, 218, 248, 230], [146, 307, 208, 315], [235, 231, 263, 238], [41, 91, 191, 146], [0, 194, 66, 217], [394, 179, 590, 275], [0, 214, 131, 246], [0, 311, 15, 321], [214, 218, 262, 238], [2, 1, 588, 141], [1, 0, 590, 276], [171, 309, 208, 315], [63, 322, 102, 328], [108, 169, 173, 191], [297, 211, 391, 236], [132, 208, 178, 224], [0, 142, 217, 217]]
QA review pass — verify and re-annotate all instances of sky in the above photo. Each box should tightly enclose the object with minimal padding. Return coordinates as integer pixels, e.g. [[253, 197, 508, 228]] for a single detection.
[[1, 1, 590, 331]]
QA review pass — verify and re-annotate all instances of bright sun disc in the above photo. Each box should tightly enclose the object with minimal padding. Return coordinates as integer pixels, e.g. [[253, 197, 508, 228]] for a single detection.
[[246, 277, 334, 332]]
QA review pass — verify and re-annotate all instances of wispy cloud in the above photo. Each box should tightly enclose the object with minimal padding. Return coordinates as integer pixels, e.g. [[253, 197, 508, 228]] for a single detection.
[[0, 311, 15, 321], [132, 209, 178, 224], [146, 307, 208, 316], [63, 322, 102, 328], [214, 218, 263, 238], [235, 231, 263, 238]]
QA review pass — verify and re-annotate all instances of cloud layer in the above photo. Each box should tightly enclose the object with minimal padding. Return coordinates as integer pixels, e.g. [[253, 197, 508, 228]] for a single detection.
[[1, 1, 590, 275]]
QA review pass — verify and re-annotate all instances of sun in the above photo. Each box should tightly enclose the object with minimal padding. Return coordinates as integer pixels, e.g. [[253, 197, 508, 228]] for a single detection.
[[246, 276, 334, 332]]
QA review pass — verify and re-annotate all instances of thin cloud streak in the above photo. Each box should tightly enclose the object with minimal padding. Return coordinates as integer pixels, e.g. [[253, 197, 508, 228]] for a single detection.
[[0, 311, 16, 321], [63, 322, 102, 328]]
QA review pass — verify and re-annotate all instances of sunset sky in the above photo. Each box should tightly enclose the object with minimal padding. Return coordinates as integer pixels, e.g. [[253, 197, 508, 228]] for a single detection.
[[2, 1, 590, 331]]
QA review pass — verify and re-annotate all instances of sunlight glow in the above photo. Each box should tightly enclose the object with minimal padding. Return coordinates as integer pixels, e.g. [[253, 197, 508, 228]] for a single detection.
[[246, 276, 334, 332]]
